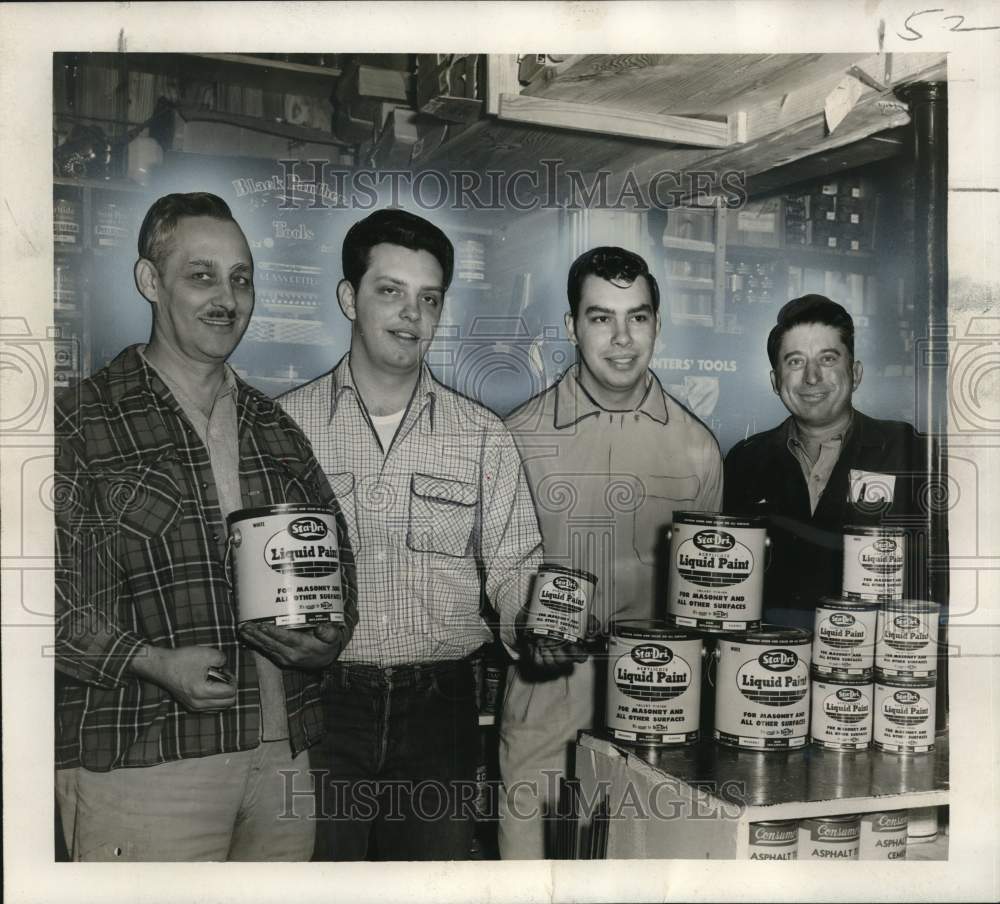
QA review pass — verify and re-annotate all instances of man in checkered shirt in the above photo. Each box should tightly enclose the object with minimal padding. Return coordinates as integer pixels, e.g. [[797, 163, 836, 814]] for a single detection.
[[280, 209, 543, 860], [54, 192, 356, 861]]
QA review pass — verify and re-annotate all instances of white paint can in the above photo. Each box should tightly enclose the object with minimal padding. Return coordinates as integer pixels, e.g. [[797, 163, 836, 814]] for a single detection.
[[713, 626, 812, 750], [875, 599, 940, 677], [798, 814, 860, 860], [873, 672, 937, 753], [667, 512, 767, 632], [859, 811, 908, 860], [842, 526, 906, 601], [525, 563, 597, 643], [809, 670, 874, 750], [605, 620, 703, 745], [227, 504, 345, 629], [812, 597, 878, 675], [747, 820, 799, 860]]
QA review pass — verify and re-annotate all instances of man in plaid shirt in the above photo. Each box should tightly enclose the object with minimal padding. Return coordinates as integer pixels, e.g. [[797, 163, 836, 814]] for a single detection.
[[280, 209, 542, 860], [55, 192, 356, 861]]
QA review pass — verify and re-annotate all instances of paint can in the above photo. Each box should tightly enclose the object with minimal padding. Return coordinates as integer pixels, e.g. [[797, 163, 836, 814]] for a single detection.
[[842, 526, 906, 601], [875, 599, 940, 677], [798, 814, 861, 860], [812, 597, 878, 675], [747, 820, 799, 860], [226, 504, 345, 629], [809, 669, 874, 750], [713, 626, 812, 750], [525, 563, 598, 643], [666, 512, 767, 632], [859, 811, 908, 860], [873, 672, 936, 753], [605, 620, 703, 745]]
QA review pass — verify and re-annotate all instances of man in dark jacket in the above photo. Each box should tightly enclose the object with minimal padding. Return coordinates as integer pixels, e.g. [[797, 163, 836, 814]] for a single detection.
[[723, 294, 947, 628]]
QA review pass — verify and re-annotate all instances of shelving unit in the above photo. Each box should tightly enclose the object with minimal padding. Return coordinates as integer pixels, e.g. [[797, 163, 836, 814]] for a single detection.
[[574, 732, 948, 860]]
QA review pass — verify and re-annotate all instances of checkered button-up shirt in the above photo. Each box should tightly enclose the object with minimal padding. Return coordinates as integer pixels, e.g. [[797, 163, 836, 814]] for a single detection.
[[54, 345, 357, 771], [280, 356, 543, 666]]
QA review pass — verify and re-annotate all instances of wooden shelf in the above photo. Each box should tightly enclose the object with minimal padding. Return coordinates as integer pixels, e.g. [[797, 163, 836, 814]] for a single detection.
[[664, 276, 715, 290], [663, 236, 717, 254], [54, 177, 148, 193]]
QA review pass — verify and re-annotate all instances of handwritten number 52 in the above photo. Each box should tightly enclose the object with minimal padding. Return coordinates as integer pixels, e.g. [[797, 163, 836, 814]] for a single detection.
[[898, 8, 1000, 41]]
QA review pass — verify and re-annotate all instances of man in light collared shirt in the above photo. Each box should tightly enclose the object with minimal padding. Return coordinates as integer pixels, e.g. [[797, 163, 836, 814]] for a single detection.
[[498, 246, 723, 859], [724, 294, 947, 628], [280, 209, 542, 860]]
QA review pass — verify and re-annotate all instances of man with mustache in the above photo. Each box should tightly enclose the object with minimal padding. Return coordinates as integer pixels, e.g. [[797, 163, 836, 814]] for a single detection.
[[497, 246, 723, 859], [280, 208, 543, 860], [54, 192, 356, 860], [724, 294, 947, 627]]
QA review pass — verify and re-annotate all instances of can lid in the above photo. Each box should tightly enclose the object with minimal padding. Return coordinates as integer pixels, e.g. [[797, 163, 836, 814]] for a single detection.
[[804, 814, 861, 823], [843, 525, 907, 537], [226, 503, 336, 527], [539, 563, 599, 585], [719, 624, 812, 645], [673, 510, 767, 529], [817, 596, 880, 612], [878, 599, 941, 614], [874, 669, 937, 689], [751, 820, 799, 828], [810, 667, 873, 685], [609, 618, 702, 641]]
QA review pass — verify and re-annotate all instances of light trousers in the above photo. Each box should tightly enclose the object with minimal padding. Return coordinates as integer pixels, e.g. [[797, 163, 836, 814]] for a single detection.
[[56, 741, 315, 861]]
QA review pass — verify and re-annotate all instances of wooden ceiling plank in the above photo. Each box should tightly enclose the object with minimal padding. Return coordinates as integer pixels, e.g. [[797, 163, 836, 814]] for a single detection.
[[486, 55, 521, 116], [497, 94, 730, 147]]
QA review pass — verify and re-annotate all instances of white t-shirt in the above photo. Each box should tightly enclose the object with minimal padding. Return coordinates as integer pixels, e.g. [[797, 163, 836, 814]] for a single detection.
[[370, 408, 405, 453]]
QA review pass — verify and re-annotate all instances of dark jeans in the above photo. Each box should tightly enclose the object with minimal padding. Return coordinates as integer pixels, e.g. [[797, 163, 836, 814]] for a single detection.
[[311, 658, 479, 861]]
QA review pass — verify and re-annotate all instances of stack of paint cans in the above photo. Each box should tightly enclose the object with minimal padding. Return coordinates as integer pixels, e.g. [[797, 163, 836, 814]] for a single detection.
[[842, 521, 939, 755], [809, 596, 878, 750], [873, 600, 940, 754], [662, 513, 818, 751]]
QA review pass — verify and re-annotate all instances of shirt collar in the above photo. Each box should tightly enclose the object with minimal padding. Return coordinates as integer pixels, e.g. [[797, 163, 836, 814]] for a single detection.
[[786, 409, 855, 450], [553, 365, 668, 429], [329, 354, 438, 430]]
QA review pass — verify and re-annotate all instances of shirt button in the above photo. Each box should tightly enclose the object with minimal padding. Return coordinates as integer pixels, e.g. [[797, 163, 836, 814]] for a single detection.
[[202, 482, 209, 490], [212, 532, 220, 542]]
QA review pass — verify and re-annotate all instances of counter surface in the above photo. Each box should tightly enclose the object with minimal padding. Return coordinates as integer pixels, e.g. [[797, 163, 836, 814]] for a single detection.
[[580, 731, 948, 809]]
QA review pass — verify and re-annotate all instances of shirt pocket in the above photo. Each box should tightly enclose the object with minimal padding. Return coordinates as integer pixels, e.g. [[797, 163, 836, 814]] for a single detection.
[[633, 475, 701, 566], [407, 472, 478, 558], [91, 458, 183, 541]]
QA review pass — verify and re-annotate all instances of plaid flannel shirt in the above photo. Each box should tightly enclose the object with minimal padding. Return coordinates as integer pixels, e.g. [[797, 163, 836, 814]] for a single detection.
[[280, 356, 543, 666], [54, 345, 356, 771]]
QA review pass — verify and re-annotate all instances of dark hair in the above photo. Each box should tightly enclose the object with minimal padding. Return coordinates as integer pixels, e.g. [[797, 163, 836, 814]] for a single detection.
[[342, 209, 454, 291], [566, 246, 660, 319], [766, 294, 855, 368], [137, 192, 237, 272]]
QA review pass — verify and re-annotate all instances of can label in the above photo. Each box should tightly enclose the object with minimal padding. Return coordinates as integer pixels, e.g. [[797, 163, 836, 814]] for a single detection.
[[873, 677, 936, 753], [54, 199, 80, 244], [810, 676, 873, 750], [229, 506, 345, 628], [606, 625, 702, 745], [876, 603, 939, 676], [667, 515, 765, 632], [747, 821, 798, 860], [714, 633, 811, 750], [526, 565, 596, 642], [813, 601, 877, 673], [860, 811, 908, 860], [843, 531, 905, 601], [798, 817, 860, 859]]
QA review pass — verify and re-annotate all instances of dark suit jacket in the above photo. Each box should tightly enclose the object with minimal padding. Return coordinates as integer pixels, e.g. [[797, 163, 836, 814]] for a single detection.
[[723, 410, 948, 614]]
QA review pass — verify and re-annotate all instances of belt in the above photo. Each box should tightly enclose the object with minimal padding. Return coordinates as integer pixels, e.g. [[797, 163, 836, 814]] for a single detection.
[[329, 654, 477, 691]]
